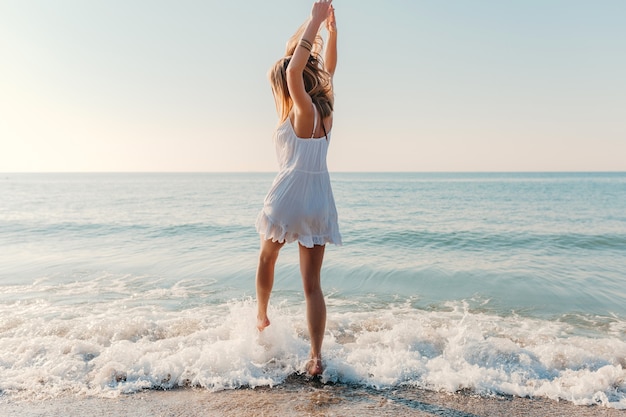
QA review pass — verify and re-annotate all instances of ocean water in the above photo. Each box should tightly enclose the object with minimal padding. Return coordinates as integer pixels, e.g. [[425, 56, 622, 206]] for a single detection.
[[1, 172, 625, 408]]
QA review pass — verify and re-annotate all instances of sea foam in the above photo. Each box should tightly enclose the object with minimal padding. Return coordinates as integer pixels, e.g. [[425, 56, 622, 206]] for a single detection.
[[1, 283, 625, 408]]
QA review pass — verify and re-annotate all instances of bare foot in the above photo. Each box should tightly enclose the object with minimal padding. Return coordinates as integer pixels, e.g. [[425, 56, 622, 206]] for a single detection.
[[257, 316, 270, 332], [306, 357, 323, 377]]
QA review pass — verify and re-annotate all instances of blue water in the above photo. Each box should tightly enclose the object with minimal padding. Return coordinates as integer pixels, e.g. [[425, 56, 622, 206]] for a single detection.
[[1, 173, 625, 407]]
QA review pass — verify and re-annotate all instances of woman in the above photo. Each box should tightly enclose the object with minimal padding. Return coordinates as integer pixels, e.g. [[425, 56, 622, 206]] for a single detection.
[[255, 0, 340, 377]]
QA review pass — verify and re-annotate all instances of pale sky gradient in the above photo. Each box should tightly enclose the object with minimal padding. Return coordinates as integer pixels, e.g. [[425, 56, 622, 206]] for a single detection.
[[1, 0, 625, 172]]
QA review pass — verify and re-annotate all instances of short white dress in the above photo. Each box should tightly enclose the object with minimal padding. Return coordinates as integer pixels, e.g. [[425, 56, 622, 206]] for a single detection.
[[256, 107, 342, 248]]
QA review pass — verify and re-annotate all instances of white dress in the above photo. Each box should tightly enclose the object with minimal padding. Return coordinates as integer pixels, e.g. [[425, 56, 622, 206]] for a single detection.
[[256, 107, 342, 248]]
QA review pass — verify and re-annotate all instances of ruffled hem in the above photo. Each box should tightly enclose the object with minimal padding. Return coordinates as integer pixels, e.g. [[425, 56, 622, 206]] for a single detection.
[[255, 210, 342, 248]]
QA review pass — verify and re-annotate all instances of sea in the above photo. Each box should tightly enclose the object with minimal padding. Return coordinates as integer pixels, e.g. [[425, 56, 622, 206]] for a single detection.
[[1, 172, 625, 409]]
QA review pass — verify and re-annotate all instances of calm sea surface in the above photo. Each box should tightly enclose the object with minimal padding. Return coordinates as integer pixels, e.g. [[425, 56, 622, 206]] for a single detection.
[[1, 173, 625, 408]]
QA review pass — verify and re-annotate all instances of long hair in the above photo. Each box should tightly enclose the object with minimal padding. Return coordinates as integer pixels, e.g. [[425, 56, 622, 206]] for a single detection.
[[269, 23, 334, 122]]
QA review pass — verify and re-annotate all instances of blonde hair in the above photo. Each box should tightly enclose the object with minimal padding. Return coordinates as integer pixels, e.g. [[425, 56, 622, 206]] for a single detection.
[[269, 23, 334, 122]]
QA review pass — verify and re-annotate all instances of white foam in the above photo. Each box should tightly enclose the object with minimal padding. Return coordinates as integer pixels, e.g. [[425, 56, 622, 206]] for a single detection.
[[1, 285, 625, 409], [320, 302, 626, 409]]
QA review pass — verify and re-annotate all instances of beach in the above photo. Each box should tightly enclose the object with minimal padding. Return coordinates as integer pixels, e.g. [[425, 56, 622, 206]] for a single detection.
[[5, 382, 625, 417]]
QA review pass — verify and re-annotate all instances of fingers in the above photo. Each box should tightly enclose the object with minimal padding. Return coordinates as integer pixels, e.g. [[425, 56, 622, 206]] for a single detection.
[[325, 5, 336, 32], [311, 0, 333, 22], [324, 1, 334, 21]]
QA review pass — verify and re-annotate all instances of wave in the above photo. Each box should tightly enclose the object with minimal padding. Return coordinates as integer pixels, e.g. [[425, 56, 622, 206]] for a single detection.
[[362, 229, 626, 252], [0, 220, 254, 242], [4, 220, 625, 255], [1, 289, 624, 409]]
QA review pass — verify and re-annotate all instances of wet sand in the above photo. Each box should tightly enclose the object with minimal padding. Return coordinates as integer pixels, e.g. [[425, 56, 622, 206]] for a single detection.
[[4, 377, 623, 417]]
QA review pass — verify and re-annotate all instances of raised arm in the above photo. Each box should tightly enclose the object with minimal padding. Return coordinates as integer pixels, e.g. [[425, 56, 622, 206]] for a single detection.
[[286, 0, 333, 115], [324, 6, 337, 77]]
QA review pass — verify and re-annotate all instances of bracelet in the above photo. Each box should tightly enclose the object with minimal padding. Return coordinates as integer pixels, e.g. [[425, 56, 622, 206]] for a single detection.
[[299, 39, 312, 52]]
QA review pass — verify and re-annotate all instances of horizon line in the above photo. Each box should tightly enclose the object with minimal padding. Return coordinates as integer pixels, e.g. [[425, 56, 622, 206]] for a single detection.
[[2, 171, 625, 175]]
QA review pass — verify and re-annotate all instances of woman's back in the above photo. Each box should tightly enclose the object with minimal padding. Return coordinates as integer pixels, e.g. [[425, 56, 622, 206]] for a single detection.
[[274, 108, 332, 174]]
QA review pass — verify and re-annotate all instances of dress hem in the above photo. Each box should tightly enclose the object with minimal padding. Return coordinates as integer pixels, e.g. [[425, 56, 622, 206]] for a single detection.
[[255, 211, 342, 248]]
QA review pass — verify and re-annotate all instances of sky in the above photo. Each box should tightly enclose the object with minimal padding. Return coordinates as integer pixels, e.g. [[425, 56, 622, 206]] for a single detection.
[[1, 0, 625, 172]]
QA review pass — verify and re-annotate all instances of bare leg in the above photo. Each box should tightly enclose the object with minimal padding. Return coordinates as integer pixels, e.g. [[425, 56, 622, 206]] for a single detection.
[[298, 243, 326, 376], [255, 237, 285, 331]]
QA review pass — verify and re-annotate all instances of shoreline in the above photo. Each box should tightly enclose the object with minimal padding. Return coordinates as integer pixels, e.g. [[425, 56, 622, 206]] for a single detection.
[[3, 379, 623, 417]]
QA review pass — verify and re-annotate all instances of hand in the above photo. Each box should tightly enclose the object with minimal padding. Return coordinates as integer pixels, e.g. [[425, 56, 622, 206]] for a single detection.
[[326, 6, 336, 33], [311, 0, 333, 25]]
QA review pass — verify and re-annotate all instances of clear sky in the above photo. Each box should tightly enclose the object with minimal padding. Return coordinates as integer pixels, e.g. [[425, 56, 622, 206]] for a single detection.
[[1, 0, 625, 172]]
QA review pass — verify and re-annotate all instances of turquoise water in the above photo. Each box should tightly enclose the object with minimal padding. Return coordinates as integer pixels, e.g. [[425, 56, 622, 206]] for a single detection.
[[1, 173, 625, 407]]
